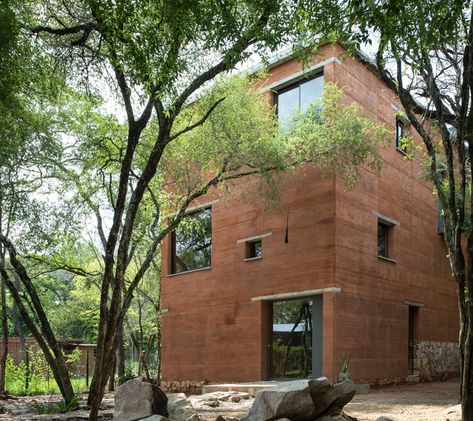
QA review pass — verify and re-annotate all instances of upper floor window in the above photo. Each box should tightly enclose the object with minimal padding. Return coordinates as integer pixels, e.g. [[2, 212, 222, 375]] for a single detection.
[[396, 118, 408, 154], [246, 239, 262, 259], [275, 74, 324, 130], [377, 221, 390, 258], [374, 212, 399, 261], [170, 207, 212, 274]]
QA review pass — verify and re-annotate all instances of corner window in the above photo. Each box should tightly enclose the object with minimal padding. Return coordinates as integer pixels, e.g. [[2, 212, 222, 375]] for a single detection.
[[377, 222, 390, 258], [170, 207, 212, 274], [246, 239, 262, 259], [396, 118, 408, 154], [275, 74, 324, 130]]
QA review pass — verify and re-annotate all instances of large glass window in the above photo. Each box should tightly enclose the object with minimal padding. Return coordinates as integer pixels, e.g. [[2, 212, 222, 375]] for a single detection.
[[276, 74, 324, 129], [170, 207, 212, 274]]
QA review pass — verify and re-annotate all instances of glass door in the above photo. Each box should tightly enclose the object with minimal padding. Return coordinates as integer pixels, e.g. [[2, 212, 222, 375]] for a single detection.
[[270, 298, 314, 378]]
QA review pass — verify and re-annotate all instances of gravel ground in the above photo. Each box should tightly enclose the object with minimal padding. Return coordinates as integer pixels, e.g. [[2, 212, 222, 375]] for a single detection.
[[344, 378, 460, 421], [0, 378, 460, 420]]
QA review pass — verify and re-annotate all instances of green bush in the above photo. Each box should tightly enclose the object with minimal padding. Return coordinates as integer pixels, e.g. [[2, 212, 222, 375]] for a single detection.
[[5, 352, 88, 396]]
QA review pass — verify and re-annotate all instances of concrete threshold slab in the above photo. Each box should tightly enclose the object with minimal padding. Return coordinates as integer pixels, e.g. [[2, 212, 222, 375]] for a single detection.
[[202, 380, 370, 396], [202, 381, 279, 395]]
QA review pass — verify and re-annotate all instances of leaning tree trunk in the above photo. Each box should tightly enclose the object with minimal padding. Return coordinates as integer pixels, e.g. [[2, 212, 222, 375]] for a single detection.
[[0, 236, 75, 404]]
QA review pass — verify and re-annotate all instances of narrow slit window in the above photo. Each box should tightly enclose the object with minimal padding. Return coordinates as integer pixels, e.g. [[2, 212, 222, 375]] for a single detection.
[[377, 222, 390, 258], [396, 118, 408, 154]]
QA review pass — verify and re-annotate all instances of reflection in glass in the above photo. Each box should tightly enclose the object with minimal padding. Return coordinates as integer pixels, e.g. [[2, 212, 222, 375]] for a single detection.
[[277, 86, 299, 129], [271, 298, 313, 378], [276, 74, 324, 131], [171, 208, 212, 274], [300, 76, 324, 112]]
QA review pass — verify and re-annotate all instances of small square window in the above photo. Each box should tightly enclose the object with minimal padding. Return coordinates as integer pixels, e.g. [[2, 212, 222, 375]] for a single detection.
[[377, 222, 390, 258], [246, 240, 262, 259], [396, 118, 408, 154]]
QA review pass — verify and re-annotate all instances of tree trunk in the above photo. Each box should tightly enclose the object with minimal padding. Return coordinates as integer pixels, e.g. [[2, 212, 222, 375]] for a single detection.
[[459, 302, 473, 421], [117, 326, 125, 385], [0, 237, 75, 404], [0, 279, 9, 392], [11, 274, 27, 360], [0, 191, 8, 392], [108, 353, 116, 392]]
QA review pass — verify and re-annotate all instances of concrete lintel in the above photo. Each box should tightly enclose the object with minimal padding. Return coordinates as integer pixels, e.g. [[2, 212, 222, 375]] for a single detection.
[[170, 199, 219, 217], [373, 211, 400, 226], [404, 300, 425, 307], [185, 199, 219, 214], [263, 57, 341, 92], [237, 232, 272, 244], [251, 287, 341, 302]]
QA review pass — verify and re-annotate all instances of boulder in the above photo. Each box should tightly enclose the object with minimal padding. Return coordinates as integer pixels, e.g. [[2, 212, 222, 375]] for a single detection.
[[140, 416, 172, 421], [444, 404, 461, 421], [167, 393, 199, 421], [114, 377, 168, 421], [242, 379, 321, 421], [375, 417, 397, 421], [242, 378, 356, 421]]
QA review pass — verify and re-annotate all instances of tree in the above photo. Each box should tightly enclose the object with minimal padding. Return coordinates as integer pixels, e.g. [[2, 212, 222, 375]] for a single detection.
[[298, 1, 473, 419], [0, 0, 76, 399], [26, 3, 328, 418]]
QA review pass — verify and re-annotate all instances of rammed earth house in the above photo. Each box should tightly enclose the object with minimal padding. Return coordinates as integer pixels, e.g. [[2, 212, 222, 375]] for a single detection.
[[160, 43, 459, 384]]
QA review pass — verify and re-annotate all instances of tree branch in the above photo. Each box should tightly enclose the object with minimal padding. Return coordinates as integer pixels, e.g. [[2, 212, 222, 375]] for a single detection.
[[169, 97, 226, 141]]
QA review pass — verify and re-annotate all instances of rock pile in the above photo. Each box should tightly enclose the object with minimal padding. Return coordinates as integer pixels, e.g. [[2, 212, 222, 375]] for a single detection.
[[114, 377, 356, 421], [242, 377, 356, 421]]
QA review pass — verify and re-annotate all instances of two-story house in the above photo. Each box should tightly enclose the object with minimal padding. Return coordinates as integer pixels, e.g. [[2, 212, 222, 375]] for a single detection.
[[160, 43, 459, 385]]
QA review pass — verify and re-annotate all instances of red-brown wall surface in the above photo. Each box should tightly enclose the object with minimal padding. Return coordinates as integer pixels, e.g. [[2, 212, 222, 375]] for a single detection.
[[160, 44, 459, 384]]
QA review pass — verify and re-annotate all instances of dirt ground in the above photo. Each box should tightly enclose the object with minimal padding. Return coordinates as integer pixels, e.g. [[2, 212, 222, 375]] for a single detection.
[[343, 378, 460, 421], [192, 378, 461, 421]]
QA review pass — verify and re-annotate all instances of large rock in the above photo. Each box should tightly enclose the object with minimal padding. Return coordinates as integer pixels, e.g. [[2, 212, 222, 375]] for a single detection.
[[114, 377, 168, 421], [140, 416, 172, 421], [167, 393, 199, 421], [242, 378, 356, 421], [243, 379, 320, 421], [444, 404, 461, 421]]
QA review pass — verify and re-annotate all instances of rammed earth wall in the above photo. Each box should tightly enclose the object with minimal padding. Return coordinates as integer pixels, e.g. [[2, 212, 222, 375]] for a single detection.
[[415, 340, 460, 381]]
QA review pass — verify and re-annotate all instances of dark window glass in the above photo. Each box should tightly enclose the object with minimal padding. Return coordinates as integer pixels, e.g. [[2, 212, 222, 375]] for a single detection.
[[246, 239, 262, 259], [171, 208, 212, 274], [276, 74, 324, 130], [377, 222, 389, 258], [396, 118, 408, 153]]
